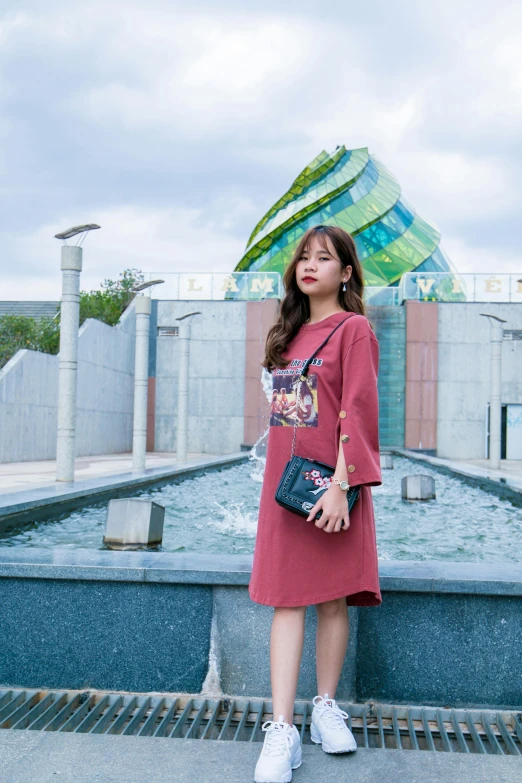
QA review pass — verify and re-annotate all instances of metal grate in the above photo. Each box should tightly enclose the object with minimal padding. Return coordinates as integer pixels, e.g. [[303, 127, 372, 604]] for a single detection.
[[0, 688, 520, 755]]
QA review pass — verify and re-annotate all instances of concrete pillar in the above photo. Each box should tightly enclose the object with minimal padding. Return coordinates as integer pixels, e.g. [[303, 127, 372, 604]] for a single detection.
[[381, 453, 394, 469], [176, 313, 199, 463], [132, 296, 151, 471], [104, 498, 165, 550], [56, 246, 82, 482], [480, 313, 506, 469], [489, 320, 503, 469], [401, 474, 436, 500]]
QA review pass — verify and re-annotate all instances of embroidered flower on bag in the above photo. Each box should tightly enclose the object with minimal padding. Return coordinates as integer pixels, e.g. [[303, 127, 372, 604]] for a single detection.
[[302, 469, 332, 493]]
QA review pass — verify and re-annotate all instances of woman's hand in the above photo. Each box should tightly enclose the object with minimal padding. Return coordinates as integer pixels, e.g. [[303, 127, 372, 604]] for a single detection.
[[306, 485, 350, 532]]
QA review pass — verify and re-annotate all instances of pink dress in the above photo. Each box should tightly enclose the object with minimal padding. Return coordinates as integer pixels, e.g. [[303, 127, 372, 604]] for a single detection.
[[249, 311, 382, 608]]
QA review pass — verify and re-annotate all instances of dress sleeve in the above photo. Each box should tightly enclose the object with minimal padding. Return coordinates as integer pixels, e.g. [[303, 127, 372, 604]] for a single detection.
[[335, 332, 382, 487]]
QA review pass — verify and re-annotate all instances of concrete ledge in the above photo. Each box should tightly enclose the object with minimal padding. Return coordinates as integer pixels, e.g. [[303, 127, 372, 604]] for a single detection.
[[0, 452, 249, 532], [0, 550, 521, 596], [390, 447, 522, 505]]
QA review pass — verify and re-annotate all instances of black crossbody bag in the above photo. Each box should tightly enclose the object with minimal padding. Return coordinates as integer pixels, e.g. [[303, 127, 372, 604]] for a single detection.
[[274, 315, 361, 520]]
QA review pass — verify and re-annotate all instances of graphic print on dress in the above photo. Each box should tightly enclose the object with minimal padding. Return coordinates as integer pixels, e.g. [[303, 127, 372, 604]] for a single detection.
[[270, 358, 321, 427]]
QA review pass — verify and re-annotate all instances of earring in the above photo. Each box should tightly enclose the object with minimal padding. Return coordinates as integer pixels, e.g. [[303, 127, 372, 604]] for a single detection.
[[342, 281, 347, 291]]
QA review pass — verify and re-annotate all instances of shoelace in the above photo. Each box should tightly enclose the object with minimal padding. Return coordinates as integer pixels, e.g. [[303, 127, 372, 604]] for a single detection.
[[261, 718, 294, 757], [313, 696, 349, 730]]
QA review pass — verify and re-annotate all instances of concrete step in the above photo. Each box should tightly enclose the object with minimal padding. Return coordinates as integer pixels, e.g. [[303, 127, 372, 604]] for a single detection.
[[0, 730, 520, 783]]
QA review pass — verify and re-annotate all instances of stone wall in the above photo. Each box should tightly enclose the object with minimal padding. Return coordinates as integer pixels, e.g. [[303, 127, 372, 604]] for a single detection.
[[0, 304, 136, 463], [0, 551, 520, 709]]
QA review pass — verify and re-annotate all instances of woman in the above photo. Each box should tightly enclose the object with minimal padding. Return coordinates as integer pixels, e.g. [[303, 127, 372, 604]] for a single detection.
[[249, 225, 382, 783]]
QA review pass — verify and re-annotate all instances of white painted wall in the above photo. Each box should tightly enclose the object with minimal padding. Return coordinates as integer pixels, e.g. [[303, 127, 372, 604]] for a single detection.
[[0, 302, 136, 463], [437, 303, 522, 459], [154, 301, 247, 454]]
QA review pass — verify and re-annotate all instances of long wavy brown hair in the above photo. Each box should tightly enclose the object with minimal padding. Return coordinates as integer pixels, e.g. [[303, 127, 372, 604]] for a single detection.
[[262, 225, 366, 372]]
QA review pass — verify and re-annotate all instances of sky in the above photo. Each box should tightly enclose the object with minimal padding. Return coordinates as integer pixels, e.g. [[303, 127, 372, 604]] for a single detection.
[[0, 0, 521, 300]]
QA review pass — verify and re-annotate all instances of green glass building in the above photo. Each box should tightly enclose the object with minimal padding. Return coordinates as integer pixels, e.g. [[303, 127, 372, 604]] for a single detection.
[[234, 145, 457, 287]]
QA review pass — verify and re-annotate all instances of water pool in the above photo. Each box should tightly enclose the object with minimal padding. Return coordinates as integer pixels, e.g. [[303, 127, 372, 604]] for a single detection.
[[1, 456, 521, 563]]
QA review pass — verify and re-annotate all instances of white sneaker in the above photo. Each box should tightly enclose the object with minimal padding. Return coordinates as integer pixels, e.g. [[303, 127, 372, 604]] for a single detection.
[[310, 693, 357, 754], [254, 713, 302, 783]]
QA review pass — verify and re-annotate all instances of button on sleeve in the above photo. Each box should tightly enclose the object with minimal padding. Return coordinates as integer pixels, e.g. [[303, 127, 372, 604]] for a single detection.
[[336, 334, 382, 487]]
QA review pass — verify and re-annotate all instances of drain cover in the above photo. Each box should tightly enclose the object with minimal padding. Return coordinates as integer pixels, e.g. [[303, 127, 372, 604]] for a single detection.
[[0, 688, 520, 755]]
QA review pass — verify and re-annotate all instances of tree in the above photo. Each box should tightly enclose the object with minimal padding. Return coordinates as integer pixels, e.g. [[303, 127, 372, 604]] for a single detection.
[[0, 314, 60, 369], [0, 268, 144, 370], [78, 268, 145, 326]]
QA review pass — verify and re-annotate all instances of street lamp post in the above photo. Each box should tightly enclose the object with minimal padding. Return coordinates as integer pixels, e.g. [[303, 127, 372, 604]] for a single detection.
[[131, 280, 164, 471], [480, 312, 507, 469], [176, 312, 201, 464], [54, 224, 100, 482]]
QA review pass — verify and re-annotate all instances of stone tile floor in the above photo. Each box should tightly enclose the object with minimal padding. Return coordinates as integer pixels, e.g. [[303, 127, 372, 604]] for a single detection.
[[0, 452, 213, 494]]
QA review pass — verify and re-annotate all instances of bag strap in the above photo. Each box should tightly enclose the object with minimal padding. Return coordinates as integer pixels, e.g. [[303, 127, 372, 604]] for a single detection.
[[299, 313, 356, 378]]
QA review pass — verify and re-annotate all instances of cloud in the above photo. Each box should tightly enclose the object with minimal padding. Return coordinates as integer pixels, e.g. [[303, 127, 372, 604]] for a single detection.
[[392, 148, 517, 223], [0, 0, 521, 301], [439, 235, 522, 276], [0, 199, 255, 301]]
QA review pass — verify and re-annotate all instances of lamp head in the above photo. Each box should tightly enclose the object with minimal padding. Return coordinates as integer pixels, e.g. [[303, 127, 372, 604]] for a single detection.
[[54, 224, 101, 247], [131, 279, 165, 292], [479, 313, 507, 324]]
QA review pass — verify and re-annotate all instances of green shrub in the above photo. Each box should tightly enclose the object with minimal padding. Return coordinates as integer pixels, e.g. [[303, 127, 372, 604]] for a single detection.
[[78, 268, 145, 327], [0, 268, 144, 369], [0, 314, 60, 369]]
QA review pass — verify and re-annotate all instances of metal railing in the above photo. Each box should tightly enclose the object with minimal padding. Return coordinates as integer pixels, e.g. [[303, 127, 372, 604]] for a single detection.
[[399, 272, 522, 303], [142, 271, 522, 304], [143, 272, 401, 305], [143, 272, 282, 300]]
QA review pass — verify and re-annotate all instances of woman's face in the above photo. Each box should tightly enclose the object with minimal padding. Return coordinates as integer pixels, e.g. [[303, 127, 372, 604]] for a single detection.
[[295, 234, 351, 296]]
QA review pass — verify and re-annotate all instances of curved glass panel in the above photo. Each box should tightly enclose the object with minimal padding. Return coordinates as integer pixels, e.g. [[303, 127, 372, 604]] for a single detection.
[[233, 145, 456, 289]]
